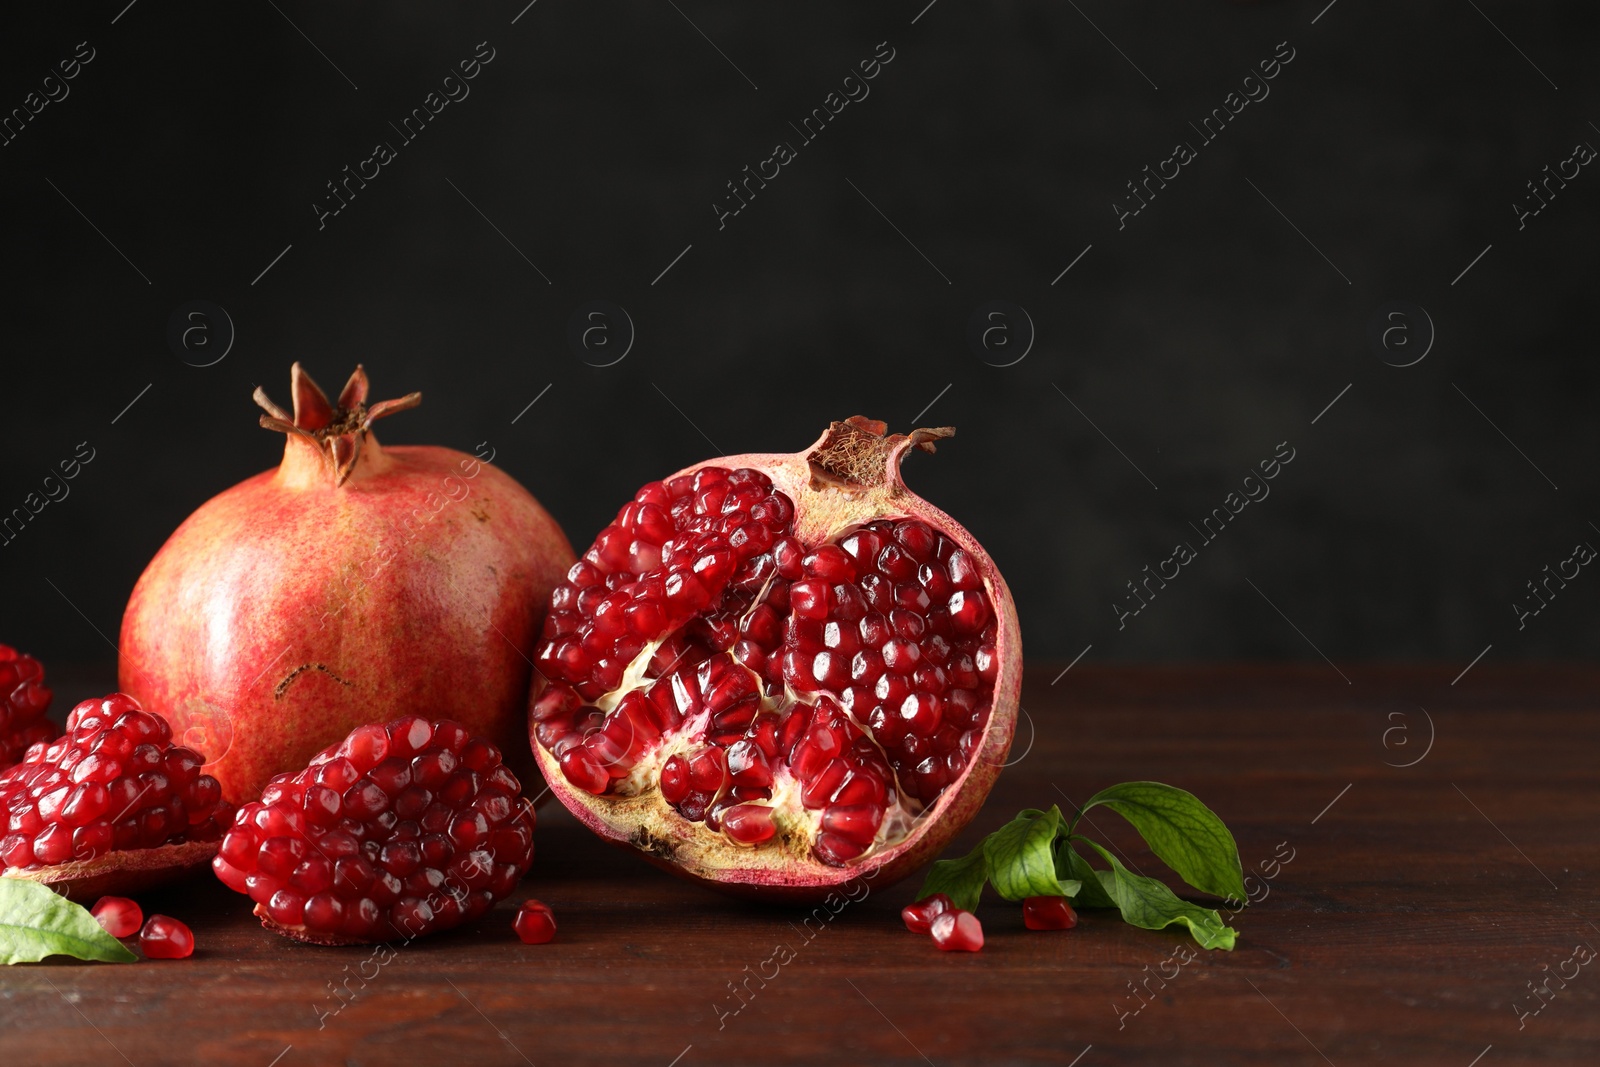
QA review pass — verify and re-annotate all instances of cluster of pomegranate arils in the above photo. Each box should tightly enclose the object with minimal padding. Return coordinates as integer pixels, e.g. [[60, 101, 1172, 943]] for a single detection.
[[0, 693, 229, 873], [0, 644, 59, 769], [532, 464, 1001, 867], [213, 716, 539, 944]]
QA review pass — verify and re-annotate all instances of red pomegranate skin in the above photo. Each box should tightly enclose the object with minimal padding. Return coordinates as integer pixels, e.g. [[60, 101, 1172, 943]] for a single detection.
[[119, 366, 574, 805]]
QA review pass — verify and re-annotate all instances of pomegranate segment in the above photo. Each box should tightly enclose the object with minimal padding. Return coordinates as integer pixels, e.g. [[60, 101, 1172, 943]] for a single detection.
[[213, 717, 536, 944], [0, 695, 231, 899], [529, 418, 1022, 896], [0, 644, 58, 771]]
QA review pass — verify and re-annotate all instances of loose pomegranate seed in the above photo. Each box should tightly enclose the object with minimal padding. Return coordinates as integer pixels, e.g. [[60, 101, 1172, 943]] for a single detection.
[[1022, 895, 1078, 930], [901, 892, 954, 934], [930, 908, 983, 951], [213, 716, 535, 943], [0, 644, 57, 771], [0, 695, 228, 871], [533, 479, 1000, 871], [92, 896, 144, 938], [139, 914, 194, 959], [513, 899, 557, 944]]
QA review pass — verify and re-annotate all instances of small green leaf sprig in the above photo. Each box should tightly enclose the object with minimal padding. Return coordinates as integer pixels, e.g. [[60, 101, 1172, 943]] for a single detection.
[[917, 782, 1246, 950]]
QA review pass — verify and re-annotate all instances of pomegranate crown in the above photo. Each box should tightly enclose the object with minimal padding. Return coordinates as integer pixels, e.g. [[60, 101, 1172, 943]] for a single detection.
[[805, 415, 954, 491], [253, 363, 420, 486]]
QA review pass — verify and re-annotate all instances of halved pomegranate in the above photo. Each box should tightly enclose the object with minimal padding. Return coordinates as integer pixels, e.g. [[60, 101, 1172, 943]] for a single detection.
[[529, 418, 1021, 898]]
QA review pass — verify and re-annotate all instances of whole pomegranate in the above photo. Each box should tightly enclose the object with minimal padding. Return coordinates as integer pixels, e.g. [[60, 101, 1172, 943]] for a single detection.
[[120, 364, 574, 805], [529, 417, 1020, 899]]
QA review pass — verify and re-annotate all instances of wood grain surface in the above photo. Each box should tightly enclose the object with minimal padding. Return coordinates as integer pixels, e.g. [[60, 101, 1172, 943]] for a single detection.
[[3, 663, 1595, 1066]]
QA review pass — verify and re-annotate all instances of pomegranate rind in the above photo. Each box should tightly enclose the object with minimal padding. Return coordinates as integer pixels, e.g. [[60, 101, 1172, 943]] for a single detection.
[[530, 420, 1021, 900], [253, 908, 370, 948], [3, 839, 221, 903]]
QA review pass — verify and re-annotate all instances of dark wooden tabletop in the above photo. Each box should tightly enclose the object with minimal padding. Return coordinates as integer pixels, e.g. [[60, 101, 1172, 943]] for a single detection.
[[3, 663, 1596, 1067]]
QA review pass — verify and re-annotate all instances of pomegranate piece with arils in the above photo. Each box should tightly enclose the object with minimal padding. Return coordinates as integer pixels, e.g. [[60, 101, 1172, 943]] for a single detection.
[[213, 716, 536, 945], [0, 694, 230, 901], [530, 418, 1022, 898], [0, 644, 58, 771]]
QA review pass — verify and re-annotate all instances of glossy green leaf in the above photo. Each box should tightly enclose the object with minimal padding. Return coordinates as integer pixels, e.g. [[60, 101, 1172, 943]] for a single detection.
[[1080, 841, 1237, 951], [982, 807, 1079, 901], [0, 878, 137, 965], [916, 842, 988, 911], [1059, 842, 1115, 908], [1076, 781, 1246, 903]]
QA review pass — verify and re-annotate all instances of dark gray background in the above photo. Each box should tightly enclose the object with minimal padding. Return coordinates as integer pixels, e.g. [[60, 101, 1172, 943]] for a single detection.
[[1, 0, 1595, 673]]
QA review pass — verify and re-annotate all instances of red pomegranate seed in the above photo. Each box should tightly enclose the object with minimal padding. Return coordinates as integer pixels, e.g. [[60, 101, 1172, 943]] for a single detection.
[[139, 914, 194, 959], [0, 644, 58, 772], [725, 741, 771, 788], [901, 892, 954, 934], [720, 802, 776, 845], [91, 896, 143, 938], [659, 754, 690, 804], [898, 692, 942, 735], [214, 718, 535, 944], [559, 749, 608, 796], [948, 590, 990, 635], [1022, 895, 1078, 930], [930, 908, 983, 951], [513, 899, 557, 944]]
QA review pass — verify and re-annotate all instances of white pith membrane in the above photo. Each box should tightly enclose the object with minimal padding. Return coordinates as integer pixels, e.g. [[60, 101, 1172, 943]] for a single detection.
[[531, 459, 1001, 873]]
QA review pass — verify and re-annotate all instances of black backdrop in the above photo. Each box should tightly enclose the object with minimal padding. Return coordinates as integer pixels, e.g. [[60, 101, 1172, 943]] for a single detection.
[[1, 1, 1596, 674]]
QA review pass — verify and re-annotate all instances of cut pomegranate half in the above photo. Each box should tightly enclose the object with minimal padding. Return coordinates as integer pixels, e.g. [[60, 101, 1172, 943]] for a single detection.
[[529, 418, 1021, 898]]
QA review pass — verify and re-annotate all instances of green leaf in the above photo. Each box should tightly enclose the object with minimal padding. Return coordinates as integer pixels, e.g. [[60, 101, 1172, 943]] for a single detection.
[[1059, 842, 1115, 908], [0, 878, 137, 965], [1079, 841, 1237, 951], [982, 807, 1079, 901], [916, 842, 988, 911], [1075, 781, 1245, 903]]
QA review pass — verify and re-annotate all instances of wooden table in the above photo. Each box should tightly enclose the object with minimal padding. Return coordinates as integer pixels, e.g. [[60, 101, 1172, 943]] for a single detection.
[[4, 664, 1596, 1066]]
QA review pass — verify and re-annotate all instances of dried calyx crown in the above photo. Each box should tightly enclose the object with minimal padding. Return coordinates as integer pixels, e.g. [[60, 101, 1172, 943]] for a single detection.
[[254, 363, 420, 486], [805, 415, 955, 491]]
